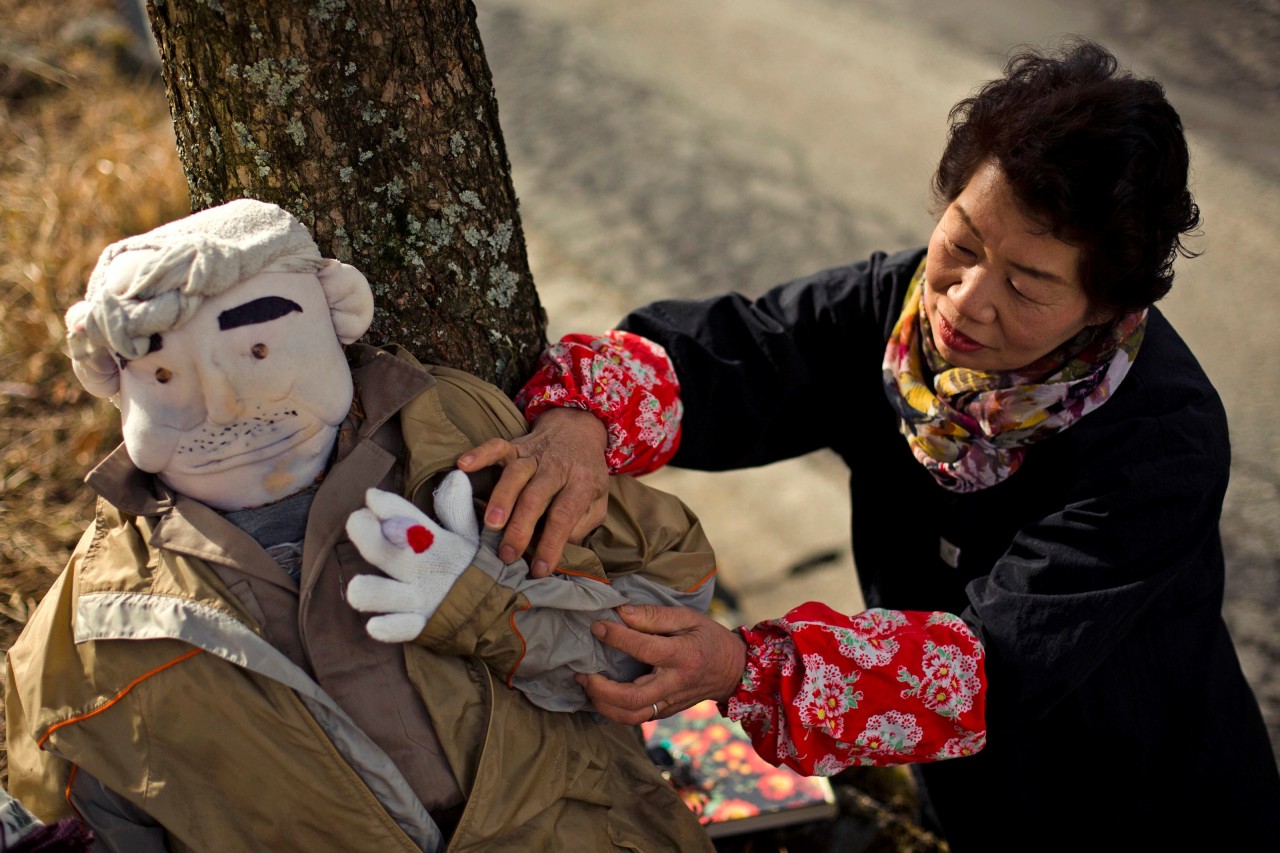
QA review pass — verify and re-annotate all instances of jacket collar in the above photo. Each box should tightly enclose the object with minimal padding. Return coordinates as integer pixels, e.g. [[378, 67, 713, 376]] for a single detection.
[[85, 444, 173, 517], [344, 343, 435, 444]]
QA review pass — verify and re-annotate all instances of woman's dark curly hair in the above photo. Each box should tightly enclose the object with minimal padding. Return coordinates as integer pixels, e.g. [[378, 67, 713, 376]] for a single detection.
[[933, 38, 1200, 314]]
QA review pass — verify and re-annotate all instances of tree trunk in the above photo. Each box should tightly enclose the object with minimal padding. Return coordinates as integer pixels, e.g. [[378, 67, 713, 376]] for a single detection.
[[144, 0, 545, 394]]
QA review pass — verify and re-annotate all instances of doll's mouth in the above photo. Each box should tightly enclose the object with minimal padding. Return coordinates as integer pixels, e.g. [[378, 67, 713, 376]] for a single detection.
[[175, 424, 324, 473]]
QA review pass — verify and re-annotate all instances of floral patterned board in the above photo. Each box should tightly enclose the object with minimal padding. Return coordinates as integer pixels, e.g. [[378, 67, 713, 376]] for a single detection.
[[643, 700, 837, 838]]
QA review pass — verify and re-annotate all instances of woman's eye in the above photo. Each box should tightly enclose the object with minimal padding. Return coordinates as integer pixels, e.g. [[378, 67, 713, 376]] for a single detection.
[[155, 367, 172, 384], [1008, 280, 1042, 304], [251, 343, 268, 360]]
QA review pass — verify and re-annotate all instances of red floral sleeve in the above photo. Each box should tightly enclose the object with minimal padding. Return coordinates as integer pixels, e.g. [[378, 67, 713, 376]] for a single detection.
[[515, 331, 683, 475], [721, 602, 987, 776]]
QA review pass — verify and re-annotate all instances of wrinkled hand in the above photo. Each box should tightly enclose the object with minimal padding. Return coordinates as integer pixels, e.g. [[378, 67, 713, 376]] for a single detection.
[[575, 604, 748, 725], [457, 406, 609, 577], [345, 470, 480, 642]]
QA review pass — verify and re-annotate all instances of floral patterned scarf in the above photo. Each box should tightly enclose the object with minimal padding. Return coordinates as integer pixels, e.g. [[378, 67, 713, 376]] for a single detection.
[[882, 260, 1147, 493]]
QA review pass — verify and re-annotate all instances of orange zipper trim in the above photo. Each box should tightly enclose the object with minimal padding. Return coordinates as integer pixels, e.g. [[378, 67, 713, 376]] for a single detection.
[[39, 648, 203, 749], [506, 602, 533, 688], [551, 567, 612, 584]]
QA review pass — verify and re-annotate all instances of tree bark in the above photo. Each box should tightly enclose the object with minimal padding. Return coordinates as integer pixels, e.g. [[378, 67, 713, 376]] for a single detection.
[[145, 0, 545, 394]]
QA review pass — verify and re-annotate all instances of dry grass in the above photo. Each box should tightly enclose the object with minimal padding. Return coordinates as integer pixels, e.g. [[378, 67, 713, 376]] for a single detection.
[[0, 0, 189, 783]]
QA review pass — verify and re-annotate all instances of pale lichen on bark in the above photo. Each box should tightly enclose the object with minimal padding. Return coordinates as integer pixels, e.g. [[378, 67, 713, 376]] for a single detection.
[[146, 0, 545, 393]]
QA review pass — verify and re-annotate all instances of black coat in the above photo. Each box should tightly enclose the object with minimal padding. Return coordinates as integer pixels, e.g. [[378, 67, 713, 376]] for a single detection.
[[621, 247, 1280, 849]]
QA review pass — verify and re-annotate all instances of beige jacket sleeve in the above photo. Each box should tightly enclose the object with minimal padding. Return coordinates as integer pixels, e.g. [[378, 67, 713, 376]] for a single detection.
[[406, 364, 718, 712]]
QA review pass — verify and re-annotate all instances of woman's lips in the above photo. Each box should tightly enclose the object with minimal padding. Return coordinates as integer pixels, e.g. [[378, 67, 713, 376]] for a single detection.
[[936, 314, 985, 353]]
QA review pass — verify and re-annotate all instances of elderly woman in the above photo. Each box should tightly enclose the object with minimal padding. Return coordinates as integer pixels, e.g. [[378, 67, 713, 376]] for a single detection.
[[461, 40, 1280, 847]]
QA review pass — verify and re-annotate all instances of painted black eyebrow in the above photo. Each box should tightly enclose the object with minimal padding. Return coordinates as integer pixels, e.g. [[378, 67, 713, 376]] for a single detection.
[[217, 297, 303, 331]]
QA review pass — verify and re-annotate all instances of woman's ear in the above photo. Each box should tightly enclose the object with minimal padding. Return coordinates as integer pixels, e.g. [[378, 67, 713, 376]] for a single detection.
[[1086, 304, 1120, 326], [317, 260, 374, 344]]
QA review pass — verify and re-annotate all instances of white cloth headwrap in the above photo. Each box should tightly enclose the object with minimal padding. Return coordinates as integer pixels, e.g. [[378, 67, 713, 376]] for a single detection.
[[66, 199, 323, 365]]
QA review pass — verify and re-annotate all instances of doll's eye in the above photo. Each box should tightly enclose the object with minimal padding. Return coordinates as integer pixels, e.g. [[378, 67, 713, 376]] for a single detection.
[[251, 343, 268, 360], [155, 367, 172, 384]]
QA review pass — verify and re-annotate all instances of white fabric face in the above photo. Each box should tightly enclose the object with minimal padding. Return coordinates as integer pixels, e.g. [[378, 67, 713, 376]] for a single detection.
[[117, 271, 363, 511]]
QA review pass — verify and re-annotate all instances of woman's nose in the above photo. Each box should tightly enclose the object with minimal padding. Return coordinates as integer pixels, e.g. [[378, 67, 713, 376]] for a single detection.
[[949, 267, 999, 324]]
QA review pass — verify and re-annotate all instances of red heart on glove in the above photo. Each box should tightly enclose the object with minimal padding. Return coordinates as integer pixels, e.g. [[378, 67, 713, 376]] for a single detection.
[[406, 525, 435, 554]]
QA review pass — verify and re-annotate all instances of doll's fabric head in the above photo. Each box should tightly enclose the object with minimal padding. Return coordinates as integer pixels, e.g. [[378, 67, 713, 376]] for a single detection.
[[65, 199, 375, 511]]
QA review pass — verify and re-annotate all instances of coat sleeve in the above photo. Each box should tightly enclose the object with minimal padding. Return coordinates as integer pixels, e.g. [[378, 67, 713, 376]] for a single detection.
[[724, 604, 987, 775], [5, 565, 82, 826], [4, 657, 76, 826], [513, 251, 919, 471], [958, 364, 1235, 733], [616, 251, 915, 470], [413, 367, 718, 712], [516, 331, 684, 475]]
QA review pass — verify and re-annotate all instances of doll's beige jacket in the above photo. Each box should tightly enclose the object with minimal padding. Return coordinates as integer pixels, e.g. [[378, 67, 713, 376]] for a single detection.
[[5, 345, 715, 852]]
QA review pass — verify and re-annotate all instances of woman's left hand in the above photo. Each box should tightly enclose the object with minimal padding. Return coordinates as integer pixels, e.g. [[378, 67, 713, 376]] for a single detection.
[[576, 604, 748, 725], [457, 406, 609, 576]]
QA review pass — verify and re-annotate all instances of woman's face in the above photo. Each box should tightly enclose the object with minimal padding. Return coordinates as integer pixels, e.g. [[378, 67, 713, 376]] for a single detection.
[[924, 160, 1106, 372]]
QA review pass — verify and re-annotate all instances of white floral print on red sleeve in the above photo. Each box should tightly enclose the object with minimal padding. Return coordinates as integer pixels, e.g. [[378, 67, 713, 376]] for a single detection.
[[721, 602, 987, 775], [515, 331, 683, 475]]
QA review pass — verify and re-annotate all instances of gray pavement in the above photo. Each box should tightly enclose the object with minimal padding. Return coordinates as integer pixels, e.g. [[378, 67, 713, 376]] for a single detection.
[[476, 0, 1280, 760]]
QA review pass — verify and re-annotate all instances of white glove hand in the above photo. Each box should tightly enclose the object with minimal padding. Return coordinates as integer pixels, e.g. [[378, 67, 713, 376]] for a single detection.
[[345, 470, 481, 642]]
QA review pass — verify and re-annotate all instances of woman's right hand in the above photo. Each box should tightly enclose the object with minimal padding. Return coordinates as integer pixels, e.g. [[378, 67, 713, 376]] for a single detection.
[[576, 603, 748, 725], [457, 407, 610, 577]]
